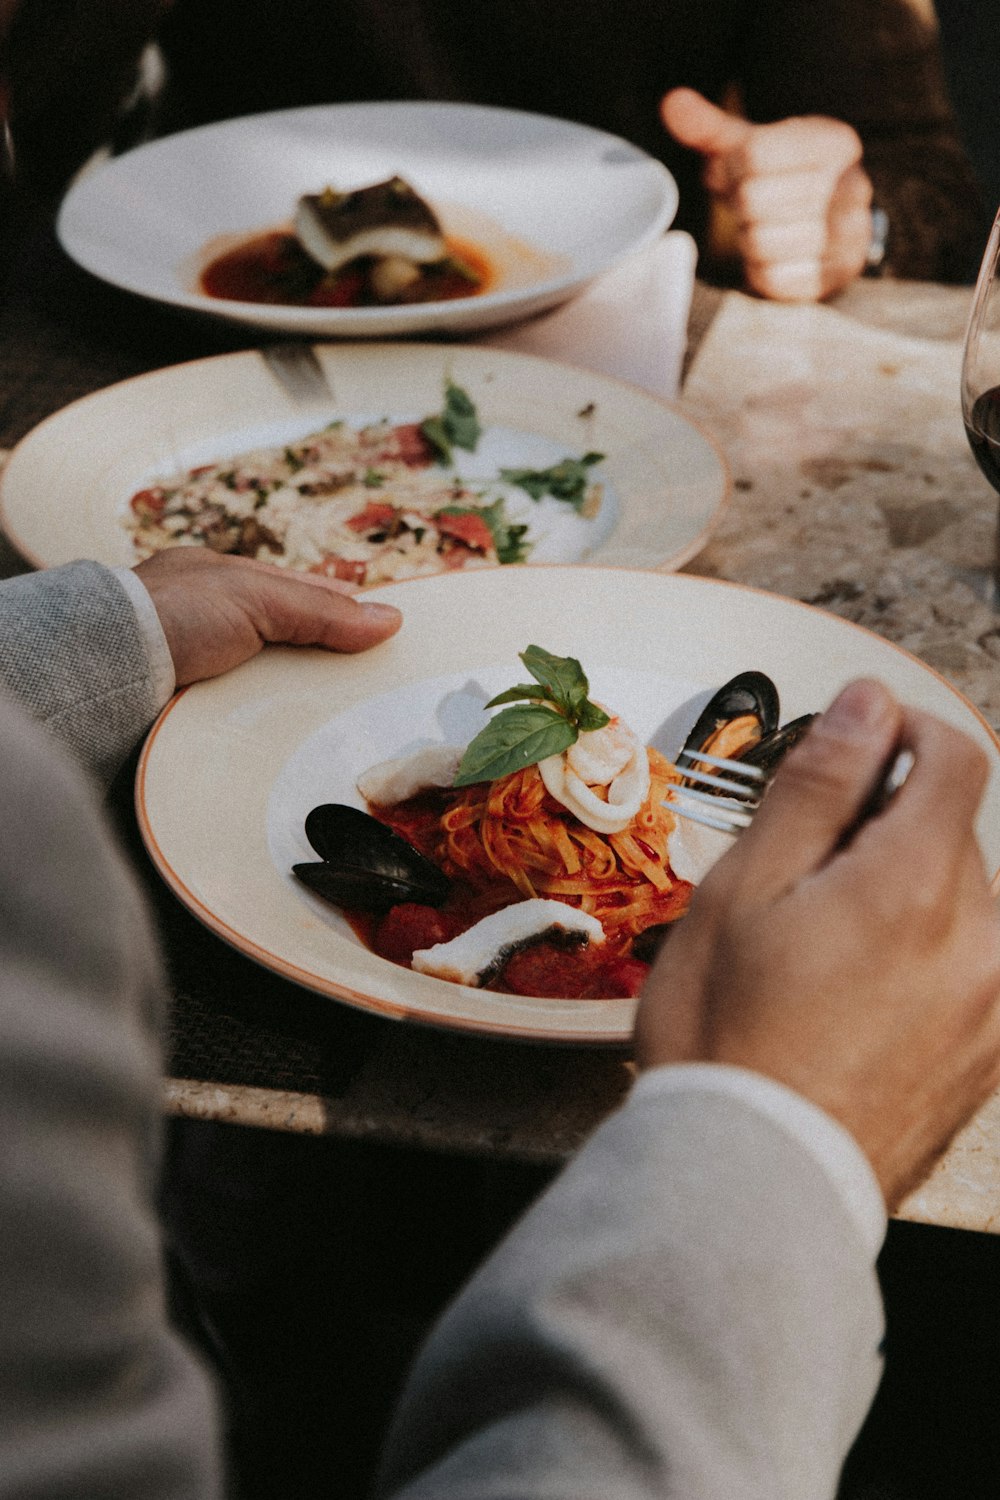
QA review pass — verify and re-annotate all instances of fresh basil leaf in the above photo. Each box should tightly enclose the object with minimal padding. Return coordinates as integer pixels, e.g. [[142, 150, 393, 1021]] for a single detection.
[[419, 414, 453, 464], [520, 645, 590, 714], [499, 452, 604, 511], [453, 704, 577, 786], [576, 699, 611, 732], [442, 380, 481, 452], [477, 496, 531, 565], [420, 381, 481, 465], [484, 684, 550, 708]]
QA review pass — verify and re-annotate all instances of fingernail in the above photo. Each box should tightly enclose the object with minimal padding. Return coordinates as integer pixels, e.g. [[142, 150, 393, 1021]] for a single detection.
[[358, 601, 402, 624], [819, 679, 893, 737]]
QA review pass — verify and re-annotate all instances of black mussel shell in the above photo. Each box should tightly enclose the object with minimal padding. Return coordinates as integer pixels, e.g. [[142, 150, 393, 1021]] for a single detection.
[[631, 922, 679, 964], [738, 713, 817, 773], [293, 859, 444, 912], [681, 671, 781, 769], [297, 803, 449, 911]]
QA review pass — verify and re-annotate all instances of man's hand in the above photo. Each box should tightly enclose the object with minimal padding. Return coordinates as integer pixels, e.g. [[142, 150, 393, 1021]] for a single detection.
[[134, 548, 402, 686], [661, 87, 873, 301], [636, 679, 1000, 1210]]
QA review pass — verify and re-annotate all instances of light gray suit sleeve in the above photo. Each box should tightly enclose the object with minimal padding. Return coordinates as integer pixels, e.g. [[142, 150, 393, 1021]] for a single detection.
[[0, 561, 161, 785], [377, 1086, 884, 1500], [0, 692, 223, 1499]]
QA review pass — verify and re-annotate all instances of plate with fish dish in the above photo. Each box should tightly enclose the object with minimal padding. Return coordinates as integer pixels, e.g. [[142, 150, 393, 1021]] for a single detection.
[[57, 102, 679, 337]]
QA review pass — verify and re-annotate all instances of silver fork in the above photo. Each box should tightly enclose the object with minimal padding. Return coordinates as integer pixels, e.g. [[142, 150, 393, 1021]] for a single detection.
[[668, 745, 915, 838], [260, 342, 336, 408]]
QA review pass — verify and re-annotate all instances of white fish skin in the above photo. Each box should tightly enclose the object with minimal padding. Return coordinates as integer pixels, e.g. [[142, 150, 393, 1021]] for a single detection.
[[357, 744, 463, 806], [294, 207, 445, 275], [411, 899, 605, 986]]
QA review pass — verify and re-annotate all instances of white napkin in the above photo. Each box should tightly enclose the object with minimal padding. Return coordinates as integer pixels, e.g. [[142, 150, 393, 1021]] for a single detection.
[[478, 230, 697, 402]]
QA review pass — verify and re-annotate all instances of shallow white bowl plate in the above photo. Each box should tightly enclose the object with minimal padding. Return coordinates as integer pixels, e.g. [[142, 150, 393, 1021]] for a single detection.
[[136, 568, 1000, 1045], [57, 102, 679, 337], [0, 343, 727, 572]]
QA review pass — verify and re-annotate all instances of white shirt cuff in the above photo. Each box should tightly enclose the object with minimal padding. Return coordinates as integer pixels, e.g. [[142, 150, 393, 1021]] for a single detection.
[[112, 566, 176, 709], [632, 1063, 887, 1259]]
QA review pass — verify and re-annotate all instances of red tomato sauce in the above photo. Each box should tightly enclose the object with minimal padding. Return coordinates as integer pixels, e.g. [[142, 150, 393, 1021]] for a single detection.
[[200, 230, 494, 307], [336, 791, 691, 1002]]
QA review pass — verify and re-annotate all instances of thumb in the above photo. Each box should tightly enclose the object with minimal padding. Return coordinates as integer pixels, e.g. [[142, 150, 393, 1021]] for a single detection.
[[661, 87, 750, 156], [717, 679, 904, 902]]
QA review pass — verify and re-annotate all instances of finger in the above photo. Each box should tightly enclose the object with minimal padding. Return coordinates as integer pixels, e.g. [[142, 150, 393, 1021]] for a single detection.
[[715, 679, 904, 903], [830, 162, 874, 214], [744, 258, 826, 302], [248, 571, 402, 653], [740, 217, 828, 266], [850, 706, 991, 886], [660, 87, 750, 157], [729, 168, 838, 227], [736, 116, 863, 178], [790, 706, 992, 949]]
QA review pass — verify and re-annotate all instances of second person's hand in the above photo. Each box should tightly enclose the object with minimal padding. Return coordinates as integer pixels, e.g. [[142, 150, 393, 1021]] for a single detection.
[[661, 87, 874, 302]]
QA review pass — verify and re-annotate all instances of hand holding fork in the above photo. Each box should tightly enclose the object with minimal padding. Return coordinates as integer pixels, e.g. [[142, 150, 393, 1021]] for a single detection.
[[638, 678, 1000, 1211]]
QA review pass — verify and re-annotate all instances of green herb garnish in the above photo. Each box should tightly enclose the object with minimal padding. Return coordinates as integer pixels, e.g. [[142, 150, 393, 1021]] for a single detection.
[[437, 497, 531, 566], [363, 468, 386, 488], [499, 452, 604, 511], [420, 381, 481, 464], [453, 645, 609, 786]]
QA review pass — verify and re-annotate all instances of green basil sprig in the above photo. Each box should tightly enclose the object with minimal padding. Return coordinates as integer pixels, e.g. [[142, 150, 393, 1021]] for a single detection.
[[499, 453, 604, 511], [453, 645, 610, 787], [420, 381, 482, 464]]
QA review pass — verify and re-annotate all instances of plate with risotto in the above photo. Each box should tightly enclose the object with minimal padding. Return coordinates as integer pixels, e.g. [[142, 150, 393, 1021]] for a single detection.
[[0, 342, 728, 579], [134, 567, 1000, 1043]]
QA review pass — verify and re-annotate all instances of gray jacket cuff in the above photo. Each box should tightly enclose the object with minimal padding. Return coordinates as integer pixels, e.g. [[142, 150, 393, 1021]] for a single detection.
[[0, 561, 162, 786]]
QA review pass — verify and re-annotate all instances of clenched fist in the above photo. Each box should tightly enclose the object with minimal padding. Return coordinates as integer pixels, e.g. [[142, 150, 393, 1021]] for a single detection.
[[662, 87, 875, 301]]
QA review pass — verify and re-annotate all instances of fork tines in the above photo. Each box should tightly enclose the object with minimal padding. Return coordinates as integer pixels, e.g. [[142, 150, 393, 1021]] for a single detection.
[[667, 749, 768, 835]]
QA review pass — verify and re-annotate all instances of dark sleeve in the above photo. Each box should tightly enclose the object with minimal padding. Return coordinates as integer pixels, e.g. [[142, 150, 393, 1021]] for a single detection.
[[0, 691, 223, 1496], [741, 0, 989, 283], [2, 0, 167, 196]]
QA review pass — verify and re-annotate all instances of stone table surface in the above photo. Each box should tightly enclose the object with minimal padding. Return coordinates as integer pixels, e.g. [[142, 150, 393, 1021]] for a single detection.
[[3, 242, 1000, 1231]]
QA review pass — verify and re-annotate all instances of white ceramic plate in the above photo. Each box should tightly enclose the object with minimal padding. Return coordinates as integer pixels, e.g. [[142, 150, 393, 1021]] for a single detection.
[[56, 102, 679, 338], [136, 567, 1000, 1045], [0, 342, 727, 572]]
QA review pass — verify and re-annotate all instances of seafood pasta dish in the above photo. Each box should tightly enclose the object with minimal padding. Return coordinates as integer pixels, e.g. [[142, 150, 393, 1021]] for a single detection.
[[123, 382, 603, 585], [293, 650, 808, 1001]]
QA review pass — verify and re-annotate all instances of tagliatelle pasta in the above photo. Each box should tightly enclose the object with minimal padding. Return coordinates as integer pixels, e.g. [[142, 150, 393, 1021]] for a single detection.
[[386, 748, 687, 959]]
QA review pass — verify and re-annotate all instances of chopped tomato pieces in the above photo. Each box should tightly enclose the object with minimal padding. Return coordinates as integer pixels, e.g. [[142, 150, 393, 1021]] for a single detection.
[[593, 956, 650, 999], [309, 556, 368, 584], [307, 268, 367, 307], [435, 511, 494, 552], [498, 941, 650, 1000], [374, 903, 461, 967], [383, 423, 436, 467], [130, 487, 167, 517], [499, 942, 596, 998], [346, 501, 398, 533]]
